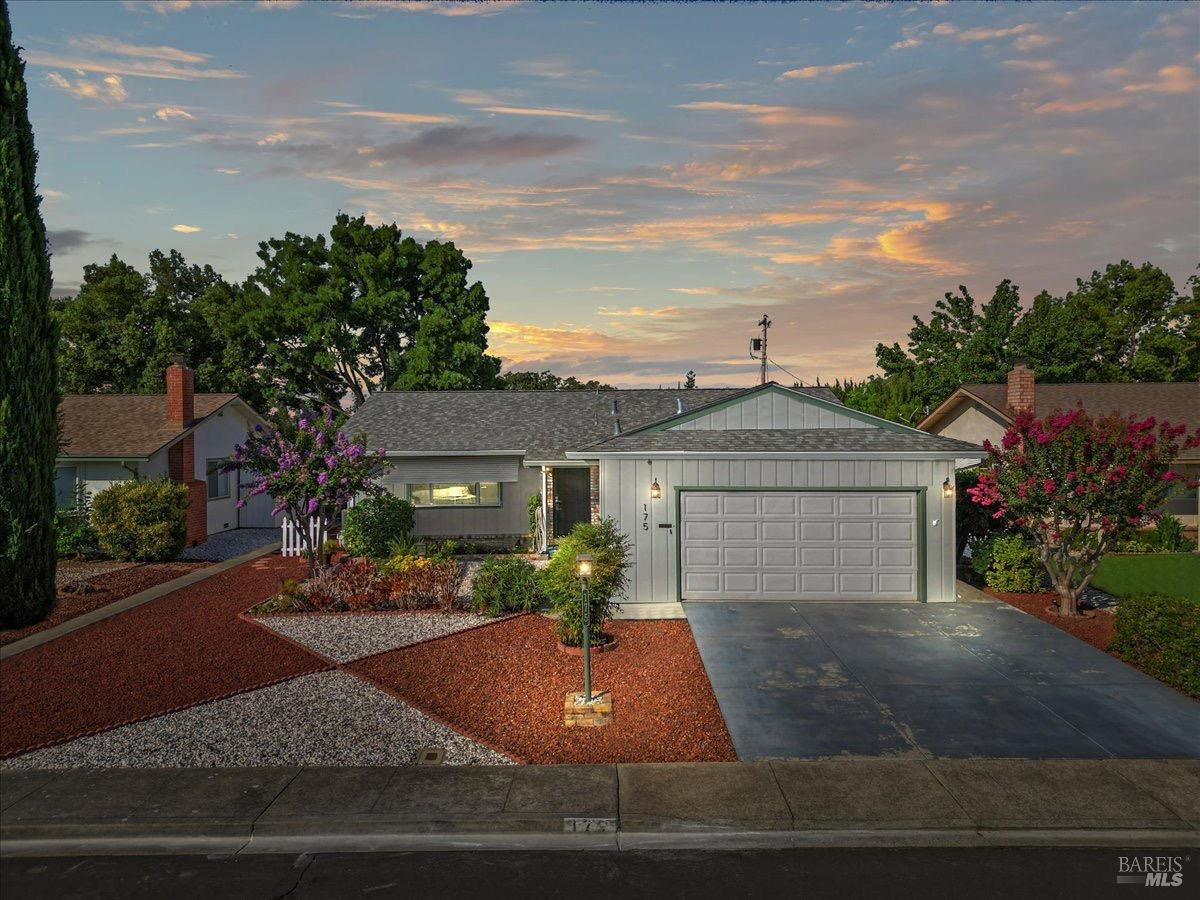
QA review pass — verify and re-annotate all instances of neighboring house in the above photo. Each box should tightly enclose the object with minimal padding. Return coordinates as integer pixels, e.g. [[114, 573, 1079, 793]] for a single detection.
[[919, 363, 1200, 529], [56, 360, 276, 545], [349, 383, 983, 614]]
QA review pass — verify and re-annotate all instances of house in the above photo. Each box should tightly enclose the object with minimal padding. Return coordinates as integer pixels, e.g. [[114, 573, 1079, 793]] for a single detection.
[[348, 383, 984, 614], [918, 363, 1200, 528], [56, 360, 276, 545]]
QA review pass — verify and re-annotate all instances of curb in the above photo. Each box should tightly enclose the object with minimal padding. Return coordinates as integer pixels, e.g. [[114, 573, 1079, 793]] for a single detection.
[[0, 542, 284, 662], [2, 827, 1196, 858]]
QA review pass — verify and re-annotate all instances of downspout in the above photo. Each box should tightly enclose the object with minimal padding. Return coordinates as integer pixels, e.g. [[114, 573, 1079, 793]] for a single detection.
[[541, 466, 549, 553]]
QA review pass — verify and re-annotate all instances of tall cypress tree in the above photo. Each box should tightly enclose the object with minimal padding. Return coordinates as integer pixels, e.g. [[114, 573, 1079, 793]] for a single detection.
[[0, 0, 59, 627]]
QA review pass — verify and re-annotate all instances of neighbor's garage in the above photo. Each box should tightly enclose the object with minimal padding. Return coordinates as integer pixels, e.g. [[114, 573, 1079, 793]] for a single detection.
[[679, 490, 921, 601]]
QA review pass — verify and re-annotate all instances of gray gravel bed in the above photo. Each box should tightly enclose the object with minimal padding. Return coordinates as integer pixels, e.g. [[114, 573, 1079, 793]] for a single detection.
[[254, 611, 503, 663], [179, 528, 279, 562], [2, 671, 510, 769]]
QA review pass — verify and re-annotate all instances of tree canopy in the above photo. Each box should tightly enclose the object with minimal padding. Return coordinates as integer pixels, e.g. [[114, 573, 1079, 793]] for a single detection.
[[844, 261, 1198, 423], [497, 370, 614, 391], [54, 214, 503, 410]]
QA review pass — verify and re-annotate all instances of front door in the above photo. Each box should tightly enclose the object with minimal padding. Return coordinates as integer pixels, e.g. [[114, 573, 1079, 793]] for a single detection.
[[553, 467, 591, 538]]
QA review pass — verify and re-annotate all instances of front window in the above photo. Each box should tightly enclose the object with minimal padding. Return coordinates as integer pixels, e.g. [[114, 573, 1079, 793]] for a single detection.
[[206, 458, 230, 500], [409, 482, 501, 507], [55, 466, 78, 508]]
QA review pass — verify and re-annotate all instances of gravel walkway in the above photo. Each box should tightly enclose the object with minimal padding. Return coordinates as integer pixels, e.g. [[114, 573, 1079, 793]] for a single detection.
[[254, 612, 504, 663], [180, 528, 279, 562], [2, 671, 510, 769]]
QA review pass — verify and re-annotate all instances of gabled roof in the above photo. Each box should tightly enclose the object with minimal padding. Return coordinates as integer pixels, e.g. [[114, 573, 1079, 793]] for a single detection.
[[581, 428, 985, 455], [921, 382, 1200, 435], [58, 394, 240, 459], [348, 386, 842, 460]]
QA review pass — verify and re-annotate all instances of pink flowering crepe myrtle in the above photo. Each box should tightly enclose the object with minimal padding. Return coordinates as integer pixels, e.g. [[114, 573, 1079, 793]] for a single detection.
[[968, 408, 1199, 617], [227, 407, 386, 573]]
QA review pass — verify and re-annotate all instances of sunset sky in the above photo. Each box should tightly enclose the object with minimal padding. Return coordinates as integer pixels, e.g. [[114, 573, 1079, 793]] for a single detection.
[[11, 0, 1199, 387]]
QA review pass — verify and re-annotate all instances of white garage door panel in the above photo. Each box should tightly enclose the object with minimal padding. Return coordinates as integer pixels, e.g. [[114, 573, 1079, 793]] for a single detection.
[[680, 490, 920, 601]]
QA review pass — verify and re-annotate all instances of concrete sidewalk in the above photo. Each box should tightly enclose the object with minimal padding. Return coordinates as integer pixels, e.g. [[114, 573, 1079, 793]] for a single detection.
[[2, 760, 1197, 855]]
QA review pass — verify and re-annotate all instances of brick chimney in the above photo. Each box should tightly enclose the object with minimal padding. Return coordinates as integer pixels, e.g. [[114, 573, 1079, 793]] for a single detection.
[[1006, 362, 1035, 415], [165, 357, 207, 547], [166, 356, 195, 428]]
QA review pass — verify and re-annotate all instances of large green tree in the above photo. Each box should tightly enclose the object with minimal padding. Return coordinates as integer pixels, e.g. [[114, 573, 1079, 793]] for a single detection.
[[849, 262, 1198, 424], [1, 2, 59, 626], [229, 214, 500, 405], [53, 251, 262, 401], [498, 369, 614, 391]]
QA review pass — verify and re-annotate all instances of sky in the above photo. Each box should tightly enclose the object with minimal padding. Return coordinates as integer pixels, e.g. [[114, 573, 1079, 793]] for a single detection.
[[11, 0, 1200, 388]]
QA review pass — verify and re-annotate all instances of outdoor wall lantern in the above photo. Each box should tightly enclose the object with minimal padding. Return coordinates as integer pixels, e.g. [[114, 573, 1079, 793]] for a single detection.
[[942, 478, 954, 499], [575, 553, 596, 703], [650, 479, 662, 500]]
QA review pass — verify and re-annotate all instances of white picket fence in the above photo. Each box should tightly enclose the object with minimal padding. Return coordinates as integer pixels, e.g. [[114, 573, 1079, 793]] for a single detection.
[[281, 519, 324, 557]]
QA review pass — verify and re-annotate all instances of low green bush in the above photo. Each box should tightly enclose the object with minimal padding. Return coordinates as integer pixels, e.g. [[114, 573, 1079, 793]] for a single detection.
[[1154, 514, 1189, 552], [970, 533, 1043, 592], [471, 555, 544, 617], [340, 494, 415, 559], [55, 506, 99, 558], [1111, 594, 1200, 698], [90, 478, 188, 562], [543, 518, 630, 646]]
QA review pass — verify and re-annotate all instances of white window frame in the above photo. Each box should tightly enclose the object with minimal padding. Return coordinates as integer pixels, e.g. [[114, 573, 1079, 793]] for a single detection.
[[206, 458, 231, 500], [407, 481, 502, 508]]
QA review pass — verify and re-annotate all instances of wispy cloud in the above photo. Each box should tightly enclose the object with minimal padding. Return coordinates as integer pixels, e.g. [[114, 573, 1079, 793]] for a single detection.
[[25, 50, 242, 81], [69, 35, 211, 64], [455, 91, 619, 122], [45, 71, 128, 102], [341, 109, 458, 125], [675, 101, 854, 128], [388, 1, 521, 17], [155, 106, 194, 120], [778, 62, 863, 80], [171, 224, 203, 233]]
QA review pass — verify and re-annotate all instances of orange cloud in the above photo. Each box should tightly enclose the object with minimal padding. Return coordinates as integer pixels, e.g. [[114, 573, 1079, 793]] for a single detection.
[[778, 62, 864, 80]]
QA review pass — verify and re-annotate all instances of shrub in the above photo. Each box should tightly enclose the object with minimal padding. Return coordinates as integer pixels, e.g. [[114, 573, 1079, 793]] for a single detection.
[[471, 555, 544, 617], [1112, 594, 1200, 698], [1154, 514, 1189, 552], [386, 558, 465, 612], [91, 478, 188, 562], [55, 488, 99, 558], [971, 533, 1043, 592], [340, 494, 415, 559], [543, 518, 630, 646]]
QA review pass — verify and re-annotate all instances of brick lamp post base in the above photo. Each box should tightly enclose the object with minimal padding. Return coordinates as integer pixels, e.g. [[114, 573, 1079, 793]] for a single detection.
[[563, 691, 613, 727]]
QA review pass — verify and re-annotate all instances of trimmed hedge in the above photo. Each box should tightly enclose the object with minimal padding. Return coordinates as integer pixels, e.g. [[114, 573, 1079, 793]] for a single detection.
[[970, 533, 1043, 592], [1111, 594, 1200, 699], [470, 555, 544, 617], [340, 493, 415, 559], [91, 478, 188, 562]]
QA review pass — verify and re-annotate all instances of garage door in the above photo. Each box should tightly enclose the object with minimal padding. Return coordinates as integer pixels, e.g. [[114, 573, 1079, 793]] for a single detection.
[[679, 490, 920, 601]]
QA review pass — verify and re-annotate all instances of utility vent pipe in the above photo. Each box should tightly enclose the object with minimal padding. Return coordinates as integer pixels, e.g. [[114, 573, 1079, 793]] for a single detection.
[[676, 397, 684, 414], [611, 398, 619, 415], [612, 418, 621, 436]]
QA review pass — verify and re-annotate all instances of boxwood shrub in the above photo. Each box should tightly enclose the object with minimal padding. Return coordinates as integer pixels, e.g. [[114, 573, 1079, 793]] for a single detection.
[[1111, 594, 1200, 699], [90, 478, 188, 562], [970, 533, 1044, 592], [340, 493, 415, 559], [470, 555, 544, 617]]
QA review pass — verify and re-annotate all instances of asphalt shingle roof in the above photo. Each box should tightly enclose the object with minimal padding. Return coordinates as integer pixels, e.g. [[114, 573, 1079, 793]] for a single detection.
[[586, 428, 986, 454], [348, 386, 842, 459], [960, 382, 1199, 432], [59, 394, 239, 458]]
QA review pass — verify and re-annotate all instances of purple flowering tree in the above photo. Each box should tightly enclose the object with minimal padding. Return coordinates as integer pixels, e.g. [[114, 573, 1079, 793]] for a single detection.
[[230, 408, 385, 574]]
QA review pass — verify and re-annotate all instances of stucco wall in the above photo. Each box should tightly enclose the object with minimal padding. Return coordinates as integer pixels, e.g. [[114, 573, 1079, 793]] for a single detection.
[[598, 455, 959, 605], [931, 402, 1006, 448], [192, 404, 256, 534]]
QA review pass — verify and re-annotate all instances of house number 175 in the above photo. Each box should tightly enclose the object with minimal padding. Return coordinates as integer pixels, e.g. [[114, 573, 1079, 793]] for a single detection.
[[642, 504, 649, 531]]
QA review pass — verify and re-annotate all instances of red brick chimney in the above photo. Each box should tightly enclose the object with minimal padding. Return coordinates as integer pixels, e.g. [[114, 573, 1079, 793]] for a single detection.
[[166, 356, 195, 428], [1006, 362, 1035, 415], [165, 358, 207, 547]]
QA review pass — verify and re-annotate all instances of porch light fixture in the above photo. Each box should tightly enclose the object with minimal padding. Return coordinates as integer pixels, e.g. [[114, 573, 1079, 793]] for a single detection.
[[575, 554, 594, 580], [650, 479, 662, 500], [942, 478, 954, 499]]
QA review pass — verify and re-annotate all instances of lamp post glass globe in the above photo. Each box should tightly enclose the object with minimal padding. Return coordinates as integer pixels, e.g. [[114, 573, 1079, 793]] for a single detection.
[[575, 553, 595, 703], [575, 553, 594, 580]]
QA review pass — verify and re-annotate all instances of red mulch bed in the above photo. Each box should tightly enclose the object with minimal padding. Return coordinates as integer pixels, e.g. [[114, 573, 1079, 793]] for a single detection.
[[348, 615, 737, 765], [0, 554, 326, 758], [984, 589, 1116, 652], [1, 562, 211, 648]]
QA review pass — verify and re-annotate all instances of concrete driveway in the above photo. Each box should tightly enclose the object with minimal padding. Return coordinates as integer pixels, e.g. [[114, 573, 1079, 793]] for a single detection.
[[684, 598, 1200, 760]]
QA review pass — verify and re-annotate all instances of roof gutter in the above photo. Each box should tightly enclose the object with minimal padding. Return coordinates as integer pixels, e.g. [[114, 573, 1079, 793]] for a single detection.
[[382, 449, 526, 457], [567, 450, 985, 461]]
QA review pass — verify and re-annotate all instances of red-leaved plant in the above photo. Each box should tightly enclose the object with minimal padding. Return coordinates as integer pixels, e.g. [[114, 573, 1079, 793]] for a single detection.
[[968, 409, 1198, 616]]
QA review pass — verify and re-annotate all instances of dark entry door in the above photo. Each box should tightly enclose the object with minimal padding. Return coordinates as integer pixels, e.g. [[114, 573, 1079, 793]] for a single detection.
[[553, 467, 591, 538]]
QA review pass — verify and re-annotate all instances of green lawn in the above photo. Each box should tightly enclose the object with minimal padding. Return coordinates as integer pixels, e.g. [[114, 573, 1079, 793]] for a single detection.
[[1092, 553, 1200, 602]]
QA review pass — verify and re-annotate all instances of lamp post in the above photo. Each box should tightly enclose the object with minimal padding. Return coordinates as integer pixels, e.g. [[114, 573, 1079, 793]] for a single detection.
[[575, 553, 594, 704]]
